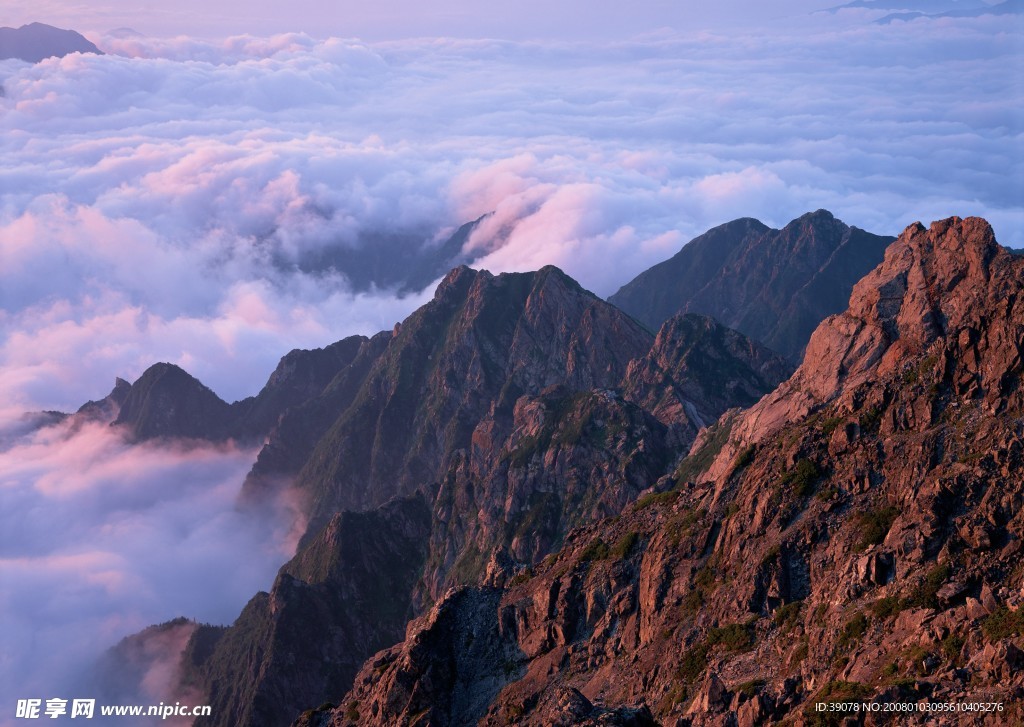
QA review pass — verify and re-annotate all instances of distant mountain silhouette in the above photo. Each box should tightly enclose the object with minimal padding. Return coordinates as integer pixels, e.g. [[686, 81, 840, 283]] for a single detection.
[[826, 0, 986, 13], [876, 1, 1022, 22], [823, 0, 1022, 22], [290, 215, 490, 294], [0, 22, 102, 62], [608, 210, 894, 364]]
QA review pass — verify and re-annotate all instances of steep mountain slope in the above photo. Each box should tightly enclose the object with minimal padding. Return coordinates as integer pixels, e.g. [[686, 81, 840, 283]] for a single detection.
[[169, 264, 790, 727], [318, 217, 1024, 726], [420, 386, 674, 601], [228, 337, 370, 441], [621, 313, 793, 442], [0, 22, 101, 62], [90, 618, 200, 714], [74, 377, 132, 424], [68, 337, 367, 444], [238, 332, 392, 505], [288, 265, 654, 535], [418, 316, 791, 601], [609, 210, 894, 362], [184, 495, 431, 727]]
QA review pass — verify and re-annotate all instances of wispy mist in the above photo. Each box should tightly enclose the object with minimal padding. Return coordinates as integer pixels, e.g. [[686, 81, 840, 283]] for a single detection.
[[0, 420, 293, 722], [1, 14, 1019, 410]]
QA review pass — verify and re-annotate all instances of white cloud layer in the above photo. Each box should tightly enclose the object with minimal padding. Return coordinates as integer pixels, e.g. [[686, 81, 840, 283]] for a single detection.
[[0, 420, 293, 721], [0, 14, 1019, 411]]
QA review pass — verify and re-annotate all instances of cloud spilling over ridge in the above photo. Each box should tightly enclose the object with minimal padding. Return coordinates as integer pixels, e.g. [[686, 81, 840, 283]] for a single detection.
[[0, 13, 1021, 412], [0, 419, 292, 718]]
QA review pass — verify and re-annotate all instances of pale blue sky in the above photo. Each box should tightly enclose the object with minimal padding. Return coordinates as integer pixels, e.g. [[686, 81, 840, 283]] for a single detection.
[[7, 0, 841, 38]]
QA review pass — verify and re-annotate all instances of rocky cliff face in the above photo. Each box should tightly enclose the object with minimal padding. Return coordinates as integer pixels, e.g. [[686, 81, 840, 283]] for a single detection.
[[310, 217, 1024, 726], [160, 262, 788, 727], [420, 387, 673, 603], [418, 314, 791, 603], [609, 210, 894, 363], [97, 209, 1006, 727], [183, 495, 431, 727], [621, 313, 792, 444], [289, 265, 655, 536]]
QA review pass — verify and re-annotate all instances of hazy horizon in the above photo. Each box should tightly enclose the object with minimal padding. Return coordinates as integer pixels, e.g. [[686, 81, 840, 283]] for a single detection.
[[1, 10, 1020, 410], [5, 1, 849, 41]]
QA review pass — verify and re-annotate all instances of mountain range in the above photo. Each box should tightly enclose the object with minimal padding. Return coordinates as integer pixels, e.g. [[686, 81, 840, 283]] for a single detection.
[[63, 210, 1024, 725], [608, 210, 893, 363], [0, 22, 101, 62], [826, 0, 1024, 22]]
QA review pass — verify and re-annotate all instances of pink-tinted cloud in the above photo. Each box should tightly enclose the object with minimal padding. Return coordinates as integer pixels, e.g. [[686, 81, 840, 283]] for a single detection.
[[1, 17, 1019, 412], [0, 419, 295, 719]]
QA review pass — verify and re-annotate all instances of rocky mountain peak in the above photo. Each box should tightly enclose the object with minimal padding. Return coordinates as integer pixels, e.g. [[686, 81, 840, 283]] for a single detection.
[[803, 215, 1008, 401], [609, 210, 894, 362], [112, 363, 234, 442], [705, 215, 1020, 482], [293, 264, 654, 525], [794, 207, 838, 226], [307, 215, 1024, 726], [849, 216, 997, 329], [434, 263, 483, 302], [63, 334, 370, 448]]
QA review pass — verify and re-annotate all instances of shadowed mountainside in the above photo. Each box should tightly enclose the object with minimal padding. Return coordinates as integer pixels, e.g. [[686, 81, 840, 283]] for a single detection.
[[65, 337, 368, 445], [308, 216, 1024, 726], [182, 495, 431, 727], [85, 211, 1024, 726], [153, 263, 789, 727], [609, 210, 894, 363], [0, 22, 101, 62]]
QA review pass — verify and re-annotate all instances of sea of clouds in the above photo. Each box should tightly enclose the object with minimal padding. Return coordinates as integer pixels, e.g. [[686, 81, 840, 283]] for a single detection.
[[0, 419, 297, 719], [1, 12, 1021, 409], [0, 8, 1021, 721]]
